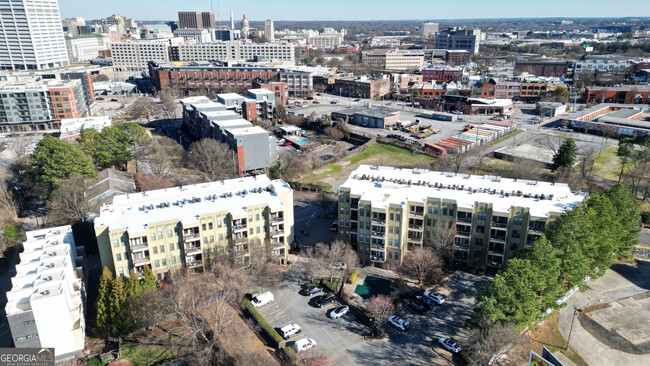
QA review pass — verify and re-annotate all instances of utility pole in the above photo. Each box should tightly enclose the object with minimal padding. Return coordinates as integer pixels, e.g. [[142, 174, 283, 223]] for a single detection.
[[566, 306, 582, 350]]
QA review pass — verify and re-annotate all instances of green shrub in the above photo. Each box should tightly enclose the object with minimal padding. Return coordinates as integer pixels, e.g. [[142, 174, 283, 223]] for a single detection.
[[393, 278, 408, 287], [348, 271, 358, 284], [283, 346, 299, 363], [641, 211, 650, 225], [322, 279, 341, 293], [243, 296, 284, 343], [304, 279, 322, 288]]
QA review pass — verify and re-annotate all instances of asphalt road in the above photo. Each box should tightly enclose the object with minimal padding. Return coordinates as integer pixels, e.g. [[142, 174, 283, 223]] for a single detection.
[[256, 263, 487, 366]]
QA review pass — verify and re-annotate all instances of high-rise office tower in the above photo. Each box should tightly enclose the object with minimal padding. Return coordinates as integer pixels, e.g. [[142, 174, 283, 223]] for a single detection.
[[0, 0, 69, 70], [177, 11, 216, 29], [264, 19, 275, 41]]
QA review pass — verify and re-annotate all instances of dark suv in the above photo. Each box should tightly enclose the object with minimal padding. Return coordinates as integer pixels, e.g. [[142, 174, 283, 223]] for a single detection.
[[316, 293, 336, 308]]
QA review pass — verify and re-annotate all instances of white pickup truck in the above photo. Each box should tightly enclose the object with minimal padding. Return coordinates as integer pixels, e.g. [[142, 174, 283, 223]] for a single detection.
[[279, 323, 302, 339]]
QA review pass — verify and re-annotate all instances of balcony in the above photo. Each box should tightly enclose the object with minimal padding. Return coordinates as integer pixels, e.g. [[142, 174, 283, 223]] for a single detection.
[[456, 217, 472, 224], [183, 233, 199, 240], [371, 230, 385, 237], [133, 256, 151, 265], [187, 259, 203, 267], [130, 243, 148, 251], [185, 246, 201, 255], [233, 236, 248, 244], [371, 218, 386, 225], [371, 243, 385, 250], [489, 236, 506, 244], [455, 232, 471, 239], [491, 221, 508, 228], [528, 228, 544, 235], [271, 216, 284, 224], [271, 240, 285, 248], [409, 211, 424, 218], [488, 247, 504, 256], [408, 224, 423, 230], [407, 235, 423, 243], [233, 224, 247, 231], [272, 230, 285, 237], [370, 255, 386, 263], [491, 225, 508, 231]]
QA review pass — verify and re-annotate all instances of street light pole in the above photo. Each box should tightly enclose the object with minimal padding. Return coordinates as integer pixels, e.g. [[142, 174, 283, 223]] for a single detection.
[[566, 306, 582, 350]]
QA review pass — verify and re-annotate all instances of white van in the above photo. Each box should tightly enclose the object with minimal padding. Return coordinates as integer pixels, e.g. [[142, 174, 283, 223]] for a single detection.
[[279, 323, 302, 339], [293, 338, 316, 353], [251, 291, 274, 308]]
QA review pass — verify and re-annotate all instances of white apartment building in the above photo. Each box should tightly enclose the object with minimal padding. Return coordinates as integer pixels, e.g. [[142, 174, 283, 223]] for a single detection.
[[177, 41, 295, 63], [65, 35, 111, 62], [95, 175, 294, 279], [5, 226, 85, 362], [173, 28, 212, 43], [0, 0, 69, 70], [59, 115, 112, 140], [362, 49, 425, 71], [110, 39, 169, 72], [264, 19, 275, 41], [573, 55, 633, 77]]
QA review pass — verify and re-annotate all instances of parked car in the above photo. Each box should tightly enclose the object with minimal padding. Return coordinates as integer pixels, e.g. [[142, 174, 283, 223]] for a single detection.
[[293, 338, 316, 353], [333, 262, 346, 270], [330, 221, 338, 232], [279, 323, 302, 339], [438, 337, 461, 353], [329, 305, 350, 319], [313, 101, 320, 104], [388, 315, 410, 332], [284, 142, 293, 146], [316, 293, 336, 308], [251, 292, 274, 308], [96, 97, 104, 100], [451, 110, 463, 115], [305, 286, 323, 296], [413, 295, 435, 309], [408, 301, 429, 315], [316, 93, 322, 96], [110, 98, 118, 102], [491, 116, 504, 121], [330, 100, 339, 104], [423, 291, 445, 305], [558, 126, 572, 132], [306, 96, 314, 100], [531, 116, 541, 122], [354, 99, 361, 102]]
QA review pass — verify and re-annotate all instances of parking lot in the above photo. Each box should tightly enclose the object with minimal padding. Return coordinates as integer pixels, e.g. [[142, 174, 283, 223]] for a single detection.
[[255, 263, 487, 366]]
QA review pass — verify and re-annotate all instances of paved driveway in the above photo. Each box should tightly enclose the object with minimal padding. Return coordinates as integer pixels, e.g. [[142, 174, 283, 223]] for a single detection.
[[558, 261, 650, 366], [256, 263, 486, 366]]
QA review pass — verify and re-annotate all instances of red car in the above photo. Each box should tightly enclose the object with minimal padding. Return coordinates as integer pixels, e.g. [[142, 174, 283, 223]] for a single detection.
[[284, 142, 292, 146]]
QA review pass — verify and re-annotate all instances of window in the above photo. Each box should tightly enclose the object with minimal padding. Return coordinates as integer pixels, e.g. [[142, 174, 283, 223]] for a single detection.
[[151, 233, 156, 241], [160, 245, 165, 253], [389, 251, 393, 259], [256, 214, 260, 221], [158, 231, 163, 239], [172, 256, 176, 264], [15, 334, 38, 342], [389, 239, 393, 246], [389, 226, 393, 234], [395, 227, 400, 234], [219, 233, 223, 241], [113, 239, 119, 247], [217, 220, 222, 228], [434, 207, 439, 215], [512, 230, 520, 239], [513, 217, 523, 225], [249, 215, 253, 221], [249, 228, 254, 235], [118, 267, 124, 276], [202, 224, 206, 231], [162, 259, 167, 266], [153, 247, 158, 254], [442, 208, 448, 216], [256, 227, 260, 234], [395, 239, 400, 246], [476, 225, 485, 233], [169, 243, 174, 251], [168, 230, 173, 238], [396, 214, 401, 221], [116, 253, 122, 261], [155, 260, 160, 268], [395, 252, 399, 260], [390, 213, 394, 220], [23, 319, 35, 325], [210, 235, 214, 243], [477, 213, 487, 220], [208, 222, 213, 230]]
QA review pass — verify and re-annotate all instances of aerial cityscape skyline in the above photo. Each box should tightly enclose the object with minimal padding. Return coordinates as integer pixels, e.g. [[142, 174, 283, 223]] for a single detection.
[[58, 0, 650, 21]]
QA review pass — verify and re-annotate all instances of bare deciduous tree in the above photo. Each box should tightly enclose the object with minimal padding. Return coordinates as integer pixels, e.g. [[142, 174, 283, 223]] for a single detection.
[[426, 220, 457, 264], [188, 139, 237, 182], [366, 294, 394, 336], [314, 240, 360, 283], [159, 89, 178, 119], [401, 247, 444, 285], [125, 97, 160, 124], [298, 247, 320, 283], [7, 135, 39, 160], [324, 126, 345, 140], [47, 175, 97, 225], [464, 318, 521, 366], [0, 177, 18, 226], [145, 136, 184, 178], [281, 154, 311, 181]]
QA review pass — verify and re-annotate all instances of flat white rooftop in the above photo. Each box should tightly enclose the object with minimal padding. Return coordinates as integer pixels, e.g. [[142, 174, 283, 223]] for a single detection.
[[95, 175, 292, 234], [341, 165, 586, 217], [227, 126, 269, 137]]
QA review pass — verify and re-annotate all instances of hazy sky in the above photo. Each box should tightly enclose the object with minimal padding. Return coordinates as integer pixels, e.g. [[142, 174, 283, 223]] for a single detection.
[[58, 0, 648, 21]]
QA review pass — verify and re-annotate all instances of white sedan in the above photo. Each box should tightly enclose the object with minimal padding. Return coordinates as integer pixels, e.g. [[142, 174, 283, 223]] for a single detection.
[[438, 337, 461, 353], [423, 291, 445, 305], [388, 315, 410, 332]]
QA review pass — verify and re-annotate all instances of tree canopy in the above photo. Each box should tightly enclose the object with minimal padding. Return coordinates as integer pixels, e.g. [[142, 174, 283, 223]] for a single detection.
[[77, 123, 150, 169], [31, 136, 97, 190], [551, 138, 577, 172]]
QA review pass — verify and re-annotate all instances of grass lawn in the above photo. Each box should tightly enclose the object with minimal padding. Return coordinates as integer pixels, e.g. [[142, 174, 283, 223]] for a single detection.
[[301, 142, 436, 184], [592, 146, 622, 182], [117, 342, 177, 366], [354, 276, 393, 299]]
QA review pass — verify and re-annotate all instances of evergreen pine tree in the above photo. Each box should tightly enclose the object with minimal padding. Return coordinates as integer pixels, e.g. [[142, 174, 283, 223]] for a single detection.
[[96, 267, 113, 333], [142, 265, 158, 290], [125, 269, 142, 298], [109, 275, 126, 335]]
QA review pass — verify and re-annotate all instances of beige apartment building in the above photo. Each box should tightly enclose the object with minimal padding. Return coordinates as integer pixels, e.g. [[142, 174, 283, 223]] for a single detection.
[[95, 175, 293, 279], [337, 165, 586, 272], [362, 49, 425, 71]]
